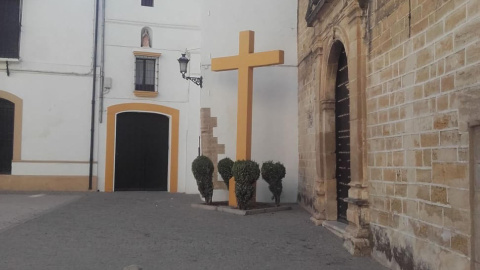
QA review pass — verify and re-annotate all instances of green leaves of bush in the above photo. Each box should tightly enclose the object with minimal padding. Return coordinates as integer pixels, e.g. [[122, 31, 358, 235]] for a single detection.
[[232, 160, 260, 185], [261, 161, 286, 206], [191, 155, 214, 204], [218, 157, 234, 189], [193, 157, 286, 208], [261, 161, 286, 185], [232, 160, 260, 210]]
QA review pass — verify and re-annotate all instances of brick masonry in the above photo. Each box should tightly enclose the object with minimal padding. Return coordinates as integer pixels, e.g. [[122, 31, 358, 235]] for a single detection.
[[200, 108, 226, 189], [298, 0, 480, 269]]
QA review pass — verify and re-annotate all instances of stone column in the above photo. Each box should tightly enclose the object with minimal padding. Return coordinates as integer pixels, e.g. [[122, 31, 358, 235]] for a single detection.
[[311, 45, 328, 224], [342, 3, 371, 256]]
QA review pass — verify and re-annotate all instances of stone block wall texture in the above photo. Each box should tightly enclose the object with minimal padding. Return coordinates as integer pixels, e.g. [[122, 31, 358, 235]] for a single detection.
[[297, 0, 318, 214], [368, 0, 479, 269], [298, 0, 480, 269], [200, 108, 226, 189]]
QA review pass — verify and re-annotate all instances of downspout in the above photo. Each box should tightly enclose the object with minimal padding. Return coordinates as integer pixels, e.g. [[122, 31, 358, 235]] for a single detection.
[[99, 0, 106, 123], [89, 0, 100, 190]]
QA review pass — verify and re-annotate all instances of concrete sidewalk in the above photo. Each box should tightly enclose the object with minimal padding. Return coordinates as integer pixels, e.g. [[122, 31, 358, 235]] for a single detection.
[[0, 192, 386, 270]]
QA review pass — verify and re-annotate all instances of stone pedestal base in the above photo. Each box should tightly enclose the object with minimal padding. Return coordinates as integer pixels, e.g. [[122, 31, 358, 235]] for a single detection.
[[343, 224, 371, 256], [310, 216, 324, 226], [344, 236, 371, 256]]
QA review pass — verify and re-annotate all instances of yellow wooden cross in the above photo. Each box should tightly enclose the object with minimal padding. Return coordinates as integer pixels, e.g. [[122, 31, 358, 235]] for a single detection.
[[211, 30, 284, 207]]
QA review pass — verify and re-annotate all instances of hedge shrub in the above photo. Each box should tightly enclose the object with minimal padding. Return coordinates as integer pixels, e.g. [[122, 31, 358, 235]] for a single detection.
[[217, 157, 234, 189], [261, 161, 286, 206], [232, 160, 260, 210], [191, 155, 214, 204]]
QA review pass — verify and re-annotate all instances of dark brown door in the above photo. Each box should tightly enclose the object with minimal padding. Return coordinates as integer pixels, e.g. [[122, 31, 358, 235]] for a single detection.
[[0, 98, 14, 175], [114, 112, 169, 191], [335, 46, 351, 223]]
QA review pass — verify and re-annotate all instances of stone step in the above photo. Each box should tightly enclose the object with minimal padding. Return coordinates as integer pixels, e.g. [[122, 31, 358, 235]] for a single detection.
[[322, 220, 348, 239]]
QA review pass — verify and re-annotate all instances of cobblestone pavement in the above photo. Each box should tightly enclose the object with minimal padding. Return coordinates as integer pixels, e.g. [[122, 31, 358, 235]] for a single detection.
[[0, 192, 386, 270]]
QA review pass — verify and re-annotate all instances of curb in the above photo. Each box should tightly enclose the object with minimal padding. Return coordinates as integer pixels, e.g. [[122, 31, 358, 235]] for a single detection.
[[191, 203, 292, 216]]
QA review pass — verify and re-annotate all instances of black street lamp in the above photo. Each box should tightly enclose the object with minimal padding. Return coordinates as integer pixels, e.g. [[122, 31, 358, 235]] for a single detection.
[[177, 53, 203, 88]]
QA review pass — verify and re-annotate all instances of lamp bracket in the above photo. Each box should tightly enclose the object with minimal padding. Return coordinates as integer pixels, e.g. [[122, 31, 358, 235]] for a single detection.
[[185, 76, 203, 88]]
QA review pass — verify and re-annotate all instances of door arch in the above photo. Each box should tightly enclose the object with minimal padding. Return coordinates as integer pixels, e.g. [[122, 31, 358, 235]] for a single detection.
[[114, 112, 169, 191], [105, 103, 179, 192], [0, 91, 23, 165], [334, 44, 351, 223], [318, 40, 355, 222], [0, 98, 14, 174]]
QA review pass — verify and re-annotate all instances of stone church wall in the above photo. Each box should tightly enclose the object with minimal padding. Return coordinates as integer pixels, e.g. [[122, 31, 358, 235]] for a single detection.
[[368, 0, 479, 269], [298, 0, 480, 268]]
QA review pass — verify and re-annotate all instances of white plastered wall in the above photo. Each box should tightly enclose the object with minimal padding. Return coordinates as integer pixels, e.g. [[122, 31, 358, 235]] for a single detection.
[[96, 0, 202, 192], [200, 0, 299, 202], [0, 0, 96, 176]]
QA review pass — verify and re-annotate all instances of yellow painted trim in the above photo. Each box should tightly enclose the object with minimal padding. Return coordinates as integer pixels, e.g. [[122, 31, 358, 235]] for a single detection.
[[0, 175, 97, 191], [134, 91, 159, 97], [211, 30, 284, 207], [0, 90, 23, 162], [133, 51, 162, 58], [105, 103, 179, 193]]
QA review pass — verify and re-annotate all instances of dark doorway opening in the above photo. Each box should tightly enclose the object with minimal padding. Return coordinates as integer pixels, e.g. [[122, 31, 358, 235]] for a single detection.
[[0, 98, 14, 175], [335, 45, 351, 223], [114, 112, 169, 191]]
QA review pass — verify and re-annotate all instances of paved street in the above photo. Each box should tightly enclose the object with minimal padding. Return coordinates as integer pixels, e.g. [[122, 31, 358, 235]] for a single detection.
[[0, 192, 386, 270]]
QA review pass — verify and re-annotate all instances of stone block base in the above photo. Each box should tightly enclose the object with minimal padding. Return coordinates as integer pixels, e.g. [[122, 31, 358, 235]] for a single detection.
[[0, 175, 98, 192], [310, 216, 324, 226], [344, 235, 371, 256]]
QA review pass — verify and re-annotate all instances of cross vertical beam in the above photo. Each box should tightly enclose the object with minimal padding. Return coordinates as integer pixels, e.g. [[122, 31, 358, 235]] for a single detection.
[[211, 30, 284, 207]]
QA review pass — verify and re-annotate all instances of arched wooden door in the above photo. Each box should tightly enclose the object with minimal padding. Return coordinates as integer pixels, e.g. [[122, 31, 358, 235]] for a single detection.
[[0, 98, 14, 174], [114, 112, 169, 191], [335, 46, 351, 223]]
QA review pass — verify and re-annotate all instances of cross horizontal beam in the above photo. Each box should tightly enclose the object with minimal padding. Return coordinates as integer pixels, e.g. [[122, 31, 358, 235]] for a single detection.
[[211, 51, 284, 72]]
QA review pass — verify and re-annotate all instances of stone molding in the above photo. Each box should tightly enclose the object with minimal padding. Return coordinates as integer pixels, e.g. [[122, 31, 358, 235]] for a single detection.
[[300, 0, 370, 256]]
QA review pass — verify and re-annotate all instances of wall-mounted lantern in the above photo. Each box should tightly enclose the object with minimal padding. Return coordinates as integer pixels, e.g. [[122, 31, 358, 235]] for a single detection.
[[177, 53, 203, 88]]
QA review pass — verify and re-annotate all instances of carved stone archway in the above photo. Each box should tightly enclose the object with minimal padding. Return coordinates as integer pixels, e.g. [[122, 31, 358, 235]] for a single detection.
[[307, 2, 370, 255]]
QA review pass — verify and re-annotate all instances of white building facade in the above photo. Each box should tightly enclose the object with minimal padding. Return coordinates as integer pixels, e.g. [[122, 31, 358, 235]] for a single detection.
[[200, 0, 299, 203], [0, 0, 298, 203], [0, 0, 96, 190]]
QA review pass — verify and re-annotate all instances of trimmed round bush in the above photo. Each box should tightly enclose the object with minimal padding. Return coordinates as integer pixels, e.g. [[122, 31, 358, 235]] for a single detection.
[[218, 157, 234, 189], [235, 181, 255, 210], [261, 161, 286, 206], [232, 160, 260, 210], [191, 155, 214, 204]]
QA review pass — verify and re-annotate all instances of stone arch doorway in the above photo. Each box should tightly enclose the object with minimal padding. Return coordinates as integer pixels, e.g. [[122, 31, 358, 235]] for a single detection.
[[333, 44, 351, 223], [0, 91, 23, 175], [114, 112, 169, 191], [318, 40, 353, 222], [317, 36, 370, 254], [105, 103, 179, 192]]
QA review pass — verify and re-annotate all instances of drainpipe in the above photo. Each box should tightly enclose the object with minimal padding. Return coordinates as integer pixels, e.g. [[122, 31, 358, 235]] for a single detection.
[[89, 0, 100, 190], [99, 0, 106, 123]]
